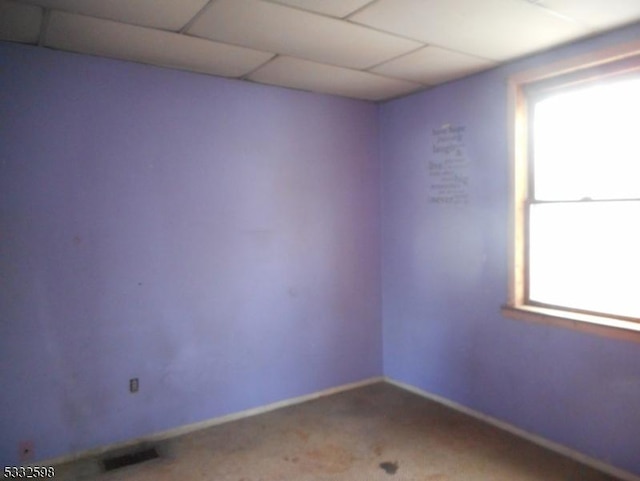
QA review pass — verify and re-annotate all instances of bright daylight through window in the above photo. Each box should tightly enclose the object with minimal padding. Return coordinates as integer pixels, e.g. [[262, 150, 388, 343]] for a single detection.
[[527, 74, 640, 321]]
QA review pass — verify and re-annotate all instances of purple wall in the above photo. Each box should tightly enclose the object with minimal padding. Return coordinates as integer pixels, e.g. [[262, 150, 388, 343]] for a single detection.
[[0, 42, 381, 465], [3, 20, 640, 475], [380, 24, 640, 476]]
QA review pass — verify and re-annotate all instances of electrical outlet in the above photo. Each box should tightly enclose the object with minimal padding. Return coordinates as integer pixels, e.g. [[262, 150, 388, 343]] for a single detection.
[[19, 441, 34, 463], [129, 378, 139, 393]]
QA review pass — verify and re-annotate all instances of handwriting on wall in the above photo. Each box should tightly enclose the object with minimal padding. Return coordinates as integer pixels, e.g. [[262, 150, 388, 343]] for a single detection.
[[428, 124, 469, 205]]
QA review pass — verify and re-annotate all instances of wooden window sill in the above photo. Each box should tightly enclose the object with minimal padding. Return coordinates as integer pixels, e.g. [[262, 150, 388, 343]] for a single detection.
[[501, 305, 640, 343]]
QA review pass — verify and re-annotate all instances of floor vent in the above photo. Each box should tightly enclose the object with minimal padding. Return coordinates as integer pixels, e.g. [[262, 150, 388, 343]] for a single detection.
[[102, 447, 160, 472]]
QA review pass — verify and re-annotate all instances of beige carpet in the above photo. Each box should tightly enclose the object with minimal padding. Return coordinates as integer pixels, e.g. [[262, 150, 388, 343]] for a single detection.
[[55, 382, 619, 480]]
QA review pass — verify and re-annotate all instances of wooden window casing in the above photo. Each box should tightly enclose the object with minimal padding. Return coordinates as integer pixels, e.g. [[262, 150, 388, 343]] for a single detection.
[[502, 40, 640, 343]]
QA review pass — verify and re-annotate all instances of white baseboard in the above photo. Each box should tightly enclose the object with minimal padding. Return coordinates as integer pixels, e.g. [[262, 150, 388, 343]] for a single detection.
[[44, 375, 639, 481], [43, 376, 384, 466], [385, 377, 640, 481]]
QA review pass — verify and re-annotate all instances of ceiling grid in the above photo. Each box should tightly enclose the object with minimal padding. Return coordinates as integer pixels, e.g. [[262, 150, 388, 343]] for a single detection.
[[1, 0, 640, 100]]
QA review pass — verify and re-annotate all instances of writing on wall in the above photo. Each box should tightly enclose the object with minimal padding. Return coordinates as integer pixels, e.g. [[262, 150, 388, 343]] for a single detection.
[[428, 124, 469, 205]]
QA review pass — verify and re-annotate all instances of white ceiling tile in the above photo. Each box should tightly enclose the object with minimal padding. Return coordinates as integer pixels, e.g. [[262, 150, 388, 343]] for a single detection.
[[538, 0, 640, 30], [265, 0, 374, 18], [0, 0, 42, 43], [351, 0, 589, 61], [187, 0, 422, 69], [14, 0, 209, 31], [45, 12, 274, 78], [371, 45, 497, 85], [248, 56, 424, 101]]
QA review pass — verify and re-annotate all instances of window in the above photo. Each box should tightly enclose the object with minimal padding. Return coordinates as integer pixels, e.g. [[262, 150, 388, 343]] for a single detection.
[[504, 44, 640, 340]]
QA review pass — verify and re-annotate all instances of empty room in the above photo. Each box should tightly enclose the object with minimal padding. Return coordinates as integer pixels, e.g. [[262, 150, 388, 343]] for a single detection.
[[1, 0, 640, 479]]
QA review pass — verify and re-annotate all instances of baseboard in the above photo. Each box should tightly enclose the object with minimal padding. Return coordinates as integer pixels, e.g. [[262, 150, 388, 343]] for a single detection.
[[43, 376, 384, 466], [385, 377, 640, 481]]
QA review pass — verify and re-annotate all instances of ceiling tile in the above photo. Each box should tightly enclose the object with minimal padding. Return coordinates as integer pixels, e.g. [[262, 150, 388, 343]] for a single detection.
[[351, 0, 589, 61], [265, 0, 374, 18], [371, 45, 497, 85], [45, 12, 274, 78], [539, 0, 640, 30], [248, 56, 424, 101], [14, 0, 209, 31], [187, 0, 422, 69], [0, 0, 42, 43]]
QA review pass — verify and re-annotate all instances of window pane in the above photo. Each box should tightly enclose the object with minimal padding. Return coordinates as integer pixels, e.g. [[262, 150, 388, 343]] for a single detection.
[[533, 77, 640, 200], [529, 201, 640, 318]]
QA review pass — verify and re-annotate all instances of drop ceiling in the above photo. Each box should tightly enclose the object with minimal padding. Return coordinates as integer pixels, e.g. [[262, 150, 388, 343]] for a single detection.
[[2, 0, 640, 101]]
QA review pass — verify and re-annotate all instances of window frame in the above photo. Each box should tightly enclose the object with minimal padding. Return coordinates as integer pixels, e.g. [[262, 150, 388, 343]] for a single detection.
[[502, 40, 640, 343]]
